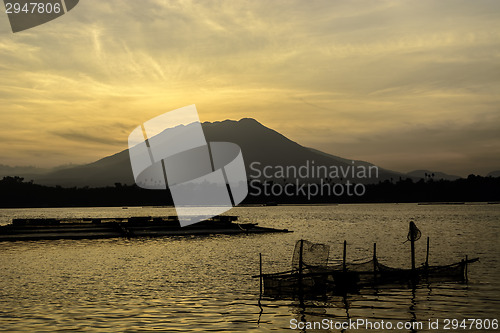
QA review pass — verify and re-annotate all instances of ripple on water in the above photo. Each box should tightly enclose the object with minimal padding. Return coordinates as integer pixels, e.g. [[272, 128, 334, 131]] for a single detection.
[[0, 204, 498, 332]]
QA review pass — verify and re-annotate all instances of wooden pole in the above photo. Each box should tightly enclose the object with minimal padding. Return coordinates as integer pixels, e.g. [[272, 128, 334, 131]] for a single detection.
[[298, 240, 304, 292], [298, 240, 304, 274], [373, 243, 377, 271], [465, 255, 468, 283], [259, 253, 263, 296], [410, 222, 416, 273], [425, 237, 430, 268], [343, 240, 347, 272]]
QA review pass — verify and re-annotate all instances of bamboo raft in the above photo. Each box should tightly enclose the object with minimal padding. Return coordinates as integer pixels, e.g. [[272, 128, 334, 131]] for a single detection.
[[0, 215, 291, 242], [254, 222, 478, 297]]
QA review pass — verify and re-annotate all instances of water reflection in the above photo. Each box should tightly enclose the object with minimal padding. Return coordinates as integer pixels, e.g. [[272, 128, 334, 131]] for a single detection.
[[258, 281, 485, 333], [0, 204, 498, 332], [408, 287, 417, 333]]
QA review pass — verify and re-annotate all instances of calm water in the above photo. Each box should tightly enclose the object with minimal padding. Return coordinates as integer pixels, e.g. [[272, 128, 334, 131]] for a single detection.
[[0, 204, 499, 332]]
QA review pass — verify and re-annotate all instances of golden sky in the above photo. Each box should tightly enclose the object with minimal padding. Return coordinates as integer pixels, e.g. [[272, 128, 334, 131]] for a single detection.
[[1, 0, 499, 176]]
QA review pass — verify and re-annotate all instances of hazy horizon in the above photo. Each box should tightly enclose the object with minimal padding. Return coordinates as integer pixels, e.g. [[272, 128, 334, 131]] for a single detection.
[[1, 1, 499, 177], [0, 117, 497, 178]]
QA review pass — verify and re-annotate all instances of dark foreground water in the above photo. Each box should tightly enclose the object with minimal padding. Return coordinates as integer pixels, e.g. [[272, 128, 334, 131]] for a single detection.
[[0, 204, 499, 332]]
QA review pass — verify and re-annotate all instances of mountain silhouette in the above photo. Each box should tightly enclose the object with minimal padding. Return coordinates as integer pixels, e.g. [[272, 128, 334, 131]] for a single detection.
[[28, 118, 408, 187], [487, 170, 500, 178]]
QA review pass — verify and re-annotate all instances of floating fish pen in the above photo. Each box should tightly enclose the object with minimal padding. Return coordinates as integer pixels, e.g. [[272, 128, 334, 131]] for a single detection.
[[0, 215, 291, 242], [255, 240, 359, 297], [254, 222, 478, 297], [329, 241, 478, 288]]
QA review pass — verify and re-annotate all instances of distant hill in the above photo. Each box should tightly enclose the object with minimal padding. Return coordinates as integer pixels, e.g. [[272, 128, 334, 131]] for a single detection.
[[12, 118, 411, 187], [0, 164, 48, 179], [34, 150, 135, 187], [407, 169, 461, 181], [0, 164, 79, 181], [487, 170, 500, 178]]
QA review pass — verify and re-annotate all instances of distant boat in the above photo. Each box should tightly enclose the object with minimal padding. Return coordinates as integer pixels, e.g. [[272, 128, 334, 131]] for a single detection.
[[418, 202, 465, 205]]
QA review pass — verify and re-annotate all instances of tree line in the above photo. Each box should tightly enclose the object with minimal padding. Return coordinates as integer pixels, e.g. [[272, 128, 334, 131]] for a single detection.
[[0, 175, 498, 208]]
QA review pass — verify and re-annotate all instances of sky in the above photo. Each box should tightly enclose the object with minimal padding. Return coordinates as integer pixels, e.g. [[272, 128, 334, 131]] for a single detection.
[[0, 0, 499, 177]]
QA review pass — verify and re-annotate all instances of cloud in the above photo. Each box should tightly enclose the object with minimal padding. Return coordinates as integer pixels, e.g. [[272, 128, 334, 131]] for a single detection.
[[52, 127, 127, 146], [0, 0, 499, 175], [310, 114, 500, 176]]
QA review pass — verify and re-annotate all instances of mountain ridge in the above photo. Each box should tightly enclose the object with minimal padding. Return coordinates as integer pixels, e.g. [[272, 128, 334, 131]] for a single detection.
[[2, 118, 489, 187]]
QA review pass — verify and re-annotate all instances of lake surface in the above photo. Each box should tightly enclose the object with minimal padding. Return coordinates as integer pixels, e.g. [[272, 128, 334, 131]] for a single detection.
[[0, 204, 499, 332]]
